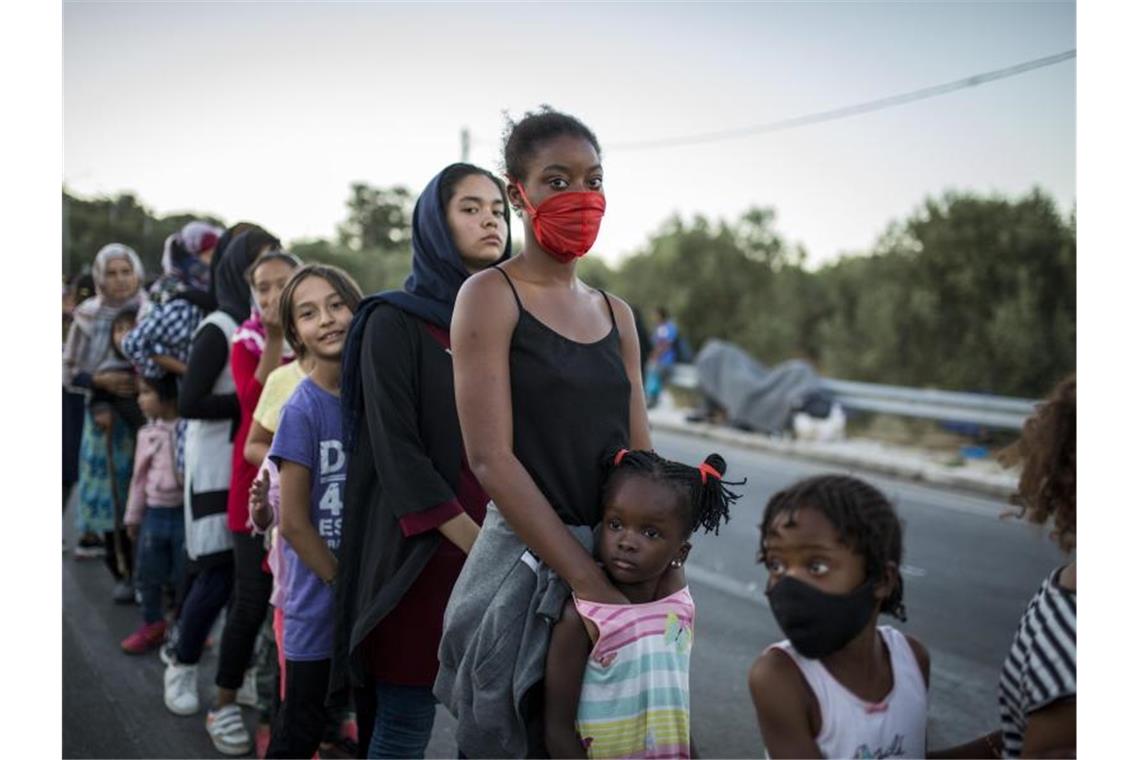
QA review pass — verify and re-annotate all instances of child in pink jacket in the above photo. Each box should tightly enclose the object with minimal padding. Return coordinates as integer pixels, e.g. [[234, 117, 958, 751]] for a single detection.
[[121, 374, 184, 654]]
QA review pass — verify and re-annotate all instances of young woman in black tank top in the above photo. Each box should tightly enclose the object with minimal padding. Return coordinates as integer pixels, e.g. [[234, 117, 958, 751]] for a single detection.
[[450, 108, 655, 608]]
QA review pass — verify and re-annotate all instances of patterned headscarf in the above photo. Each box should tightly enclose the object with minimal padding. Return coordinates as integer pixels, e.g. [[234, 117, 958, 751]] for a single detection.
[[158, 220, 222, 297]]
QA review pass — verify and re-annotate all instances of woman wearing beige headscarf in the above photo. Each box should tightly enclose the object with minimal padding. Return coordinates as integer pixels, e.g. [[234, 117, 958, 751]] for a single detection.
[[63, 243, 148, 601]]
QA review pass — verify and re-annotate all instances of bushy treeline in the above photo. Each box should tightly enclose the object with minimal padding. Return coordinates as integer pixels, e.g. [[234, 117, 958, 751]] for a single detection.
[[586, 189, 1075, 398], [63, 185, 1074, 398]]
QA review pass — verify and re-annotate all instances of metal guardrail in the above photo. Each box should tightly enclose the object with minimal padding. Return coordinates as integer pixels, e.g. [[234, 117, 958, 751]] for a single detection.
[[668, 364, 1038, 430]]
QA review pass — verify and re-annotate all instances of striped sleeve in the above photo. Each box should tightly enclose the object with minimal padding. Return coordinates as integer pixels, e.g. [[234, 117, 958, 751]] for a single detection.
[[998, 568, 1076, 758], [1023, 589, 1076, 712]]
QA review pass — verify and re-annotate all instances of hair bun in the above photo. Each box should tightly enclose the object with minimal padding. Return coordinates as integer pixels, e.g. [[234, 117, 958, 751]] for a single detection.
[[703, 453, 726, 476]]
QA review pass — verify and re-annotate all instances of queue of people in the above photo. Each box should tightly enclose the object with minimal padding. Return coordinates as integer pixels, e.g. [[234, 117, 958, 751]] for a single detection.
[[62, 107, 1076, 759]]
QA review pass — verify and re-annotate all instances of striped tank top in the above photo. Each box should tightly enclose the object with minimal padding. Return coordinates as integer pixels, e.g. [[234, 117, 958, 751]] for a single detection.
[[574, 587, 695, 759]]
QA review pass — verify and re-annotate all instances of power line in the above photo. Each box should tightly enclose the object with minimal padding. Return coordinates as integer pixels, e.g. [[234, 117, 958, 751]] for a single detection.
[[607, 49, 1076, 152]]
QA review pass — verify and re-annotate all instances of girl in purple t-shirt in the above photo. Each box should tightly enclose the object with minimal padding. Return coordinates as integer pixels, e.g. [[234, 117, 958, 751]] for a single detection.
[[265, 264, 363, 760]]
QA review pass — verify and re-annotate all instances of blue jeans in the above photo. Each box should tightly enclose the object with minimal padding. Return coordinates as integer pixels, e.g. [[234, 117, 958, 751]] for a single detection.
[[368, 682, 437, 759], [135, 508, 185, 624]]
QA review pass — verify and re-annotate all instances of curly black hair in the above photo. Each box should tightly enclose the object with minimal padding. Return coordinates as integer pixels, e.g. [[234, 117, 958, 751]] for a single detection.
[[501, 105, 601, 182], [1000, 374, 1076, 553], [758, 474, 907, 620], [601, 448, 743, 536]]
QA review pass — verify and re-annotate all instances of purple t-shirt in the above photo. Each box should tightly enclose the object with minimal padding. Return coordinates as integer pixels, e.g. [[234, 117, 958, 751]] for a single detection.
[[269, 377, 346, 661]]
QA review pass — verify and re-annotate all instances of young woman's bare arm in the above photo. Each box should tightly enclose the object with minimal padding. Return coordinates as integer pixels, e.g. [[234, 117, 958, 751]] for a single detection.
[[452, 271, 623, 604], [608, 295, 652, 451]]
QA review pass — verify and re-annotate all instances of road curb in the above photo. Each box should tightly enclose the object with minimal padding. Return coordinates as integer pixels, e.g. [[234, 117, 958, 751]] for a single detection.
[[649, 414, 1018, 499]]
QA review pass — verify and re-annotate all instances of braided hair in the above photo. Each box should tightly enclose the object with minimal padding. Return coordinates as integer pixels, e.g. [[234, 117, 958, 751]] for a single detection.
[[758, 474, 907, 620], [602, 448, 743, 536]]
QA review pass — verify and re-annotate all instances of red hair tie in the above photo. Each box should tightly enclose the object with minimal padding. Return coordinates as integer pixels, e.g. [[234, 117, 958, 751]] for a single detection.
[[614, 449, 629, 466], [698, 462, 722, 485]]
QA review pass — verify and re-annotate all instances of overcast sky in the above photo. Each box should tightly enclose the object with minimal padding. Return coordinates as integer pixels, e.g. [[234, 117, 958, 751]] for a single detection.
[[63, 1, 1075, 268]]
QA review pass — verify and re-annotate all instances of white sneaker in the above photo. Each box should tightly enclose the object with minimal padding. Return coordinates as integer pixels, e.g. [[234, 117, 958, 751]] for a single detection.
[[163, 660, 200, 716], [235, 666, 259, 708], [206, 703, 252, 756]]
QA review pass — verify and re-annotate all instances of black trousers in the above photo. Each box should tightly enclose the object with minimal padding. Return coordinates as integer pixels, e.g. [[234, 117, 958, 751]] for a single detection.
[[174, 560, 234, 665], [215, 532, 273, 690], [266, 658, 332, 759]]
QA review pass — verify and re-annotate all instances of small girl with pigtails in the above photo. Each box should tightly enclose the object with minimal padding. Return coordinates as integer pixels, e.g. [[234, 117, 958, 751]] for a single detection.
[[544, 448, 743, 759]]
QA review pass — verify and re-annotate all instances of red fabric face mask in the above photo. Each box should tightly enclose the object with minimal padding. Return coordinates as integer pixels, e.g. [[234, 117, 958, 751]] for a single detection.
[[515, 184, 606, 263]]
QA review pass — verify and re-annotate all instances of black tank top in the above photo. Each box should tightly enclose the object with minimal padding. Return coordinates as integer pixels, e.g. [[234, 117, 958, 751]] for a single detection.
[[494, 266, 631, 527]]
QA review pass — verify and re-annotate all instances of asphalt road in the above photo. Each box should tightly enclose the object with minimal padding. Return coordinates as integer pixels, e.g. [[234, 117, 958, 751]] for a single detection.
[[63, 428, 1064, 758]]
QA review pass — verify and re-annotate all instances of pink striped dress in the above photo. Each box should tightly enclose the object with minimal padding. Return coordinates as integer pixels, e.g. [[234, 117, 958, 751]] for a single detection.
[[573, 587, 695, 759]]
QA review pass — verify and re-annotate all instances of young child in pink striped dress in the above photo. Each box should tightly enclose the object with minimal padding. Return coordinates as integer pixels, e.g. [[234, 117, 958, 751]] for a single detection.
[[544, 449, 742, 759]]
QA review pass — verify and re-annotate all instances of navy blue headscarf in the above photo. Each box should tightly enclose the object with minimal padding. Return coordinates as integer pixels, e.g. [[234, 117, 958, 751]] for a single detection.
[[341, 163, 512, 450]]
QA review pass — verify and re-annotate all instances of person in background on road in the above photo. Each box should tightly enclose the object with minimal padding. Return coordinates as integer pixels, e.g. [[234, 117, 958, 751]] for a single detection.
[[332, 162, 511, 758], [435, 107, 654, 757], [544, 449, 741, 759], [207, 248, 301, 751], [748, 474, 930, 759], [645, 306, 678, 409], [63, 244, 149, 592], [630, 304, 654, 384], [163, 226, 279, 735], [932, 374, 1076, 759], [265, 265, 363, 759], [121, 373, 184, 655]]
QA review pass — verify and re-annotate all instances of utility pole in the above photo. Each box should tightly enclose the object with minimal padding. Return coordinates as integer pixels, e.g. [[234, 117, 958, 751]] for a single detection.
[[460, 127, 470, 162]]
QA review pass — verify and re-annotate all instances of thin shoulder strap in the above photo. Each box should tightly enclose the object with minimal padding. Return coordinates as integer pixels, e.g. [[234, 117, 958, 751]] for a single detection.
[[492, 265, 524, 311], [599, 290, 617, 329]]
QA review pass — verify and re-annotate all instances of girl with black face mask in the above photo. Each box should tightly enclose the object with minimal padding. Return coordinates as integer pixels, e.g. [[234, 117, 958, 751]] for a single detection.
[[748, 475, 931, 759]]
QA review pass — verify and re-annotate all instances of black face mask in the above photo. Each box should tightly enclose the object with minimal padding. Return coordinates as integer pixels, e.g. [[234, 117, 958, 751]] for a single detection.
[[766, 576, 878, 659]]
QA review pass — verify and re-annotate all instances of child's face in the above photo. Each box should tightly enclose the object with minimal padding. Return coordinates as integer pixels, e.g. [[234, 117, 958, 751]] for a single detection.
[[112, 318, 135, 354], [252, 258, 294, 329], [761, 506, 868, 597], [598, 475, 690, 586], [291, 276, 353, 362], [137, 380, 162, 419]]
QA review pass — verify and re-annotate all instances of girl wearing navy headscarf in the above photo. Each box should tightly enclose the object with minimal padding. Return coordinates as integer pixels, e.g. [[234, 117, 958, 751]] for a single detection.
[[332, 163, 510, 758]]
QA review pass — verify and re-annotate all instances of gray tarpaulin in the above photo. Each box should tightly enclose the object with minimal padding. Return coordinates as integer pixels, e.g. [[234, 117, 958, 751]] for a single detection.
[[694, 339, 830, 435]]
